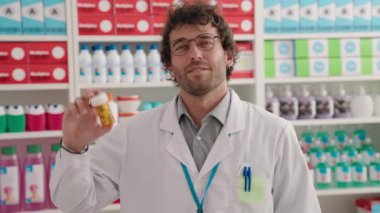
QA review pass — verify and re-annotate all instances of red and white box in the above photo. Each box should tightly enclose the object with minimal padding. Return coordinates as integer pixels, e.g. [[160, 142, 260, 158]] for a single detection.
[[114, 0, 150, 15], [356, 197, 380, 213], [0, 43, 28, 65], [224, 16, 254, 34], [232, 42, 254, 79], [78, 15, 115, 35], [0, 65, 28, 84], [27, 42, 67, 64], [29, 64, 68, 83], [77, 0, 114, 16], [152, 15, 167, 35], [115, 15, 151, 35], [219, 0, 254, 16], [151, 0, 178, 15]]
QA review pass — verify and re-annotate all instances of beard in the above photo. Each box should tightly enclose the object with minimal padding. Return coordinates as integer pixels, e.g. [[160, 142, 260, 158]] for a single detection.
[[172, 61, 226, 96]]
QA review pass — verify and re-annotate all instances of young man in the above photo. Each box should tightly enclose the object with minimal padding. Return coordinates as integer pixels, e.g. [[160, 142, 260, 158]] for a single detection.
[[50, 2, 321, 213]]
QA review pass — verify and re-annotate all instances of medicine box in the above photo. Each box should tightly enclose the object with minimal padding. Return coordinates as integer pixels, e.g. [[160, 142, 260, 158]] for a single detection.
[[353, 0, 371, 31], [44, 0, 67, 35], [300, 0, 318, 32], [281, 0, 300, 32], [21, 0, 45, 35], [335, 0, 354, 31], [0, 0, 22, 34], [264, 0, 281, 33], [318, 0, 336, 32]]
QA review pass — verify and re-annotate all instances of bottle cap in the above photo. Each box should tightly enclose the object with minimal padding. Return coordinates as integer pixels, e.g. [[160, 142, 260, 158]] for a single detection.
[[136, 44, 144, 50], [80, 45, 89, 51], [90, 92, 109, 107], [122, 44, 130, 50], [51, 143, 60, 152], [150, 44, 158, 50], [1, 146, 16, 155], [27, 144, 42, 154]]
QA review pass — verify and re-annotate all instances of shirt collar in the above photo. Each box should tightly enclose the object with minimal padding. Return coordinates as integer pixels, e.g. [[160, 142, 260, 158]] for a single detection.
[[176, 90, 231, 125]]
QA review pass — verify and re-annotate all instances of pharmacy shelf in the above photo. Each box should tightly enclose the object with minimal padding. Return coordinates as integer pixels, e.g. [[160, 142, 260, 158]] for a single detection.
[[291, 117, 380, 127], [264, 76, 380, 84], [316, 187, 380, 197], [79, 78, 255, 90], [0, 35, 67, 42], [0, 130, 62, 140], [264, 32, 380, 40], [0, 84, 69, 91], [78, 34, 255, 43]]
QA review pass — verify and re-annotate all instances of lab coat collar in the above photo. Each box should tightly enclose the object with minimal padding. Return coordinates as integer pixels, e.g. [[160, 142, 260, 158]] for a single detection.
[[160, 89, 246, 178]]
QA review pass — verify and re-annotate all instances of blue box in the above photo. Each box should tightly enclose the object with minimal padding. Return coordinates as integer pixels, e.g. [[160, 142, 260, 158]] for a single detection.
[[372, 0, 380, 31], [282, 0, 300, 32], [21, 0, 45, 35], [0, 0, 22, 34], [354, 0, 371, 31], [265, 0, 282, 33], [336, 0, 354, 31], [44, 0, 66, 35], [300, 0, 318, 32], [318, 0, 336, 32]]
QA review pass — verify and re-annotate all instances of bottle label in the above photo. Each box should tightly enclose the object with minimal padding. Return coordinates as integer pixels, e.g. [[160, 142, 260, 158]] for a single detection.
[[279, 99, 297, 117], [316, 99, 332, 116], [25, 164, 45, 203], [316, 167, 332, 183], [0, 166, 20, 205], [336, 166, 351, 183], [369, 165, 380, 181], [352, 166, 367, 182]]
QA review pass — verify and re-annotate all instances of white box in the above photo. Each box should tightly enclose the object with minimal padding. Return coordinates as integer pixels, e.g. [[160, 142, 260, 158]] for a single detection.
[[372, 38, 380, 56], [264, 0, 281, 33], [354, 0, 371, 31], [372, 0, 380, 30], [275, 59, 296, 78], [309, 39, 329, 57], [274, 40, 294, 59], [318, 0, 336, 32], [44, 0, 66, 35], [21, 0, 45, 35], [300, 0, 318, 32], [0, 0, 22, 34], [342, 57, 361, 75], [373, 57, 380, 75], [281, 0, 300, 32], [340, 38, 360, 57], [336, 0, 354, 31], [310, 58, 329, 76]]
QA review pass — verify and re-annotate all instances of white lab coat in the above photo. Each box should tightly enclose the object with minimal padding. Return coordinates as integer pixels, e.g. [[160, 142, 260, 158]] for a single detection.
[[50, 90, 321, 213]]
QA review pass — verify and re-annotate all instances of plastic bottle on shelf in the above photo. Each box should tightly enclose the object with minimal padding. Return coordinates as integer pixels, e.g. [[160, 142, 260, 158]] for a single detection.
[[334, 129, 349, 149], [343, 139, 358, 163], [300, 130, 314, 153], [120, 44, 134, 83], [279, 85, 298, 120], [0, 106, 6, 133], [351, 154, 368, 187], [92, 45, 107, 83], [47, 143, 60, 208], [316, 130, 330, 148], [147, 44, 162, 82], [134, 44, 147, 82], [335, 154, 352, 188], [351, 86, 374, 118], [107, 93, 119, 125], [315, 155, 333, 189], [297, 86, 316, 119], [315, 84, 334, 119], [353, 127, 367, 142], [79, 44, 92, 83], [6, 105, 26, 133], [106, 44, 121, 83], [24, 144, 46, 211], [25, 105, 46, 131], [265, 86, 280, 116], [325, 140, 340, 169], [369, 153, 380, 185], [0, 146, 21, 212], [308, 140, 324, 167], [333, 85, 351, 118]]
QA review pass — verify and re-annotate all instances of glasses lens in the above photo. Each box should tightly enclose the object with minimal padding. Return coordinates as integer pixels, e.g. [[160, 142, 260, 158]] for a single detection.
[[172, 39, 189, 56], [196, 34, 215, 51], [171, 34, 216, 56]]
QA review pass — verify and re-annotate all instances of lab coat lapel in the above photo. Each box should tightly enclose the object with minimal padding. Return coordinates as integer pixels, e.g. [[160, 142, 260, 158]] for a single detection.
[[160, 97, 199, 174], [197, 90, 246, 180]]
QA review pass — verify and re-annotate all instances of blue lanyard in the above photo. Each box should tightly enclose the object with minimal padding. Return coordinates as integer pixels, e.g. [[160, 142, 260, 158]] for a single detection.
[[180, 162, 220, 213]]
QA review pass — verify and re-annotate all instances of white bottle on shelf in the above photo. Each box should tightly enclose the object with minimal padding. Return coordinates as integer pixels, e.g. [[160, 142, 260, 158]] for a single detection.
[[106, 44, 121, 83], [133, 44, 147, 83], [92, 45, 107, 83], [265, 86, 280, 116], [120, 44, 134, 83], [315, 84, 334, 119], [351, 86, 374, 118], [79, 45, 92, 83], [147, 44, 162, 82]]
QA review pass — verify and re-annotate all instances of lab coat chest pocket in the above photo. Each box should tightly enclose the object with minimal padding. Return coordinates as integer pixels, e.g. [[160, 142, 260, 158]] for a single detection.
[[231, 165, 271, 213]]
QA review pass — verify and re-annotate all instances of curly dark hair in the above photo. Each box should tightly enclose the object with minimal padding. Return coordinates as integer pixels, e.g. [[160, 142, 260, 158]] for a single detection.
[[160, 1, 238, 80]]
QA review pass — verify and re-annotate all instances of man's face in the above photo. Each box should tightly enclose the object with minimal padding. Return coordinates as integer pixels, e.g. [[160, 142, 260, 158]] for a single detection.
[[168, 24, 233, 96]]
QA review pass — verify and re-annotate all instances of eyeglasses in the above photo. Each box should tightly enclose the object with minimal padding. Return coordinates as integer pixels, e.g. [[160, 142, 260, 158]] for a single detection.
[[170, 33, 219, 56]]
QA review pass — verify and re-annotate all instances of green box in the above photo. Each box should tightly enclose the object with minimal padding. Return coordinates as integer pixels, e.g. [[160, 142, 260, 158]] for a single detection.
[[361, 57, 372, 75], [328, 39, 340, 58], [296, 58, 310, 77], [329, 58, 342, 76], [265, 41, 274, 60], [265, 59, 275, 78], [295, 39, 309, 59], [360, 38, 372, 57]]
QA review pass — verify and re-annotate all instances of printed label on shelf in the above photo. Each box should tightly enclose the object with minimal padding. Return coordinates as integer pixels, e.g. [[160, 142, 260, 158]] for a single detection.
[[78, 15, 115, 35], [27, 42, 67, 64], [0, 43, 27, 65], [115, 15, 151, 35], [114, 0, 150, 15], [0, 65, 28, 84], [29, 64, 68, 83], [0, 0, 22, 35], [77, 0, 113, 16]]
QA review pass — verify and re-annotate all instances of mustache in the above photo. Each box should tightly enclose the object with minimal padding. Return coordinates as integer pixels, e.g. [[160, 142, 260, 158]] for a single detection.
[[184, 61, 212, 72]]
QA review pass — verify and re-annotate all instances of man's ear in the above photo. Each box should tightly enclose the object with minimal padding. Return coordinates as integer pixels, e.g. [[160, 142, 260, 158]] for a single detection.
[[226, 51, 234, 67]]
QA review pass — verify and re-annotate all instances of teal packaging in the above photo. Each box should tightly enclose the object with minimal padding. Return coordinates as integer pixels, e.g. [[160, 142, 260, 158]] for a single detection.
[[0, 106, 5, 133], [354, 0, 371, 31], [0, 0, 22, 34], [282, 0, 300, 32], [5, 105, 26, 133], [264, 0, 282, 33], [300, 0, 318, 32], [44, 0, 66, 35], [372, 0, 380, 31], [318, 0, 336, 32], [336, 0, 354, 31], [21, 0, 44, 35]]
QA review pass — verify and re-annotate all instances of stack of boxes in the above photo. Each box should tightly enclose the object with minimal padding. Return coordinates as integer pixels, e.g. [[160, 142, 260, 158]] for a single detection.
[[264, 0, 377, 33], [0, 0, 67, 35], [77, 0, 254, 36], [265, 38, 380, 78], [0, 42, 69, 84]]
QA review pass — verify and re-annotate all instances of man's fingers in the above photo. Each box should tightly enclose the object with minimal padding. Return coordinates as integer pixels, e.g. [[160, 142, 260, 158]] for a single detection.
[[64, 103, 78, 118], [75, 97, 91, 115]]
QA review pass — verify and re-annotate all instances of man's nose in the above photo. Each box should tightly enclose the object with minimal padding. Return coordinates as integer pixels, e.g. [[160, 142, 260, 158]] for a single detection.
[[187, 41, 203, 61]]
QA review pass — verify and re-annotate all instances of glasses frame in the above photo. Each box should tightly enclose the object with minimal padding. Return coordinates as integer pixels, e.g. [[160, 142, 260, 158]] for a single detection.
[[170, 33, 220, 56]]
